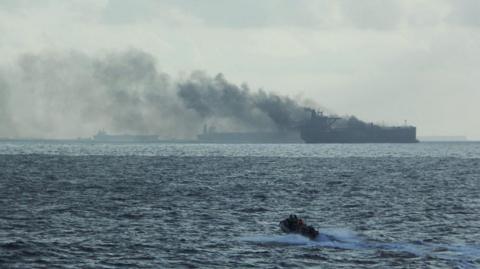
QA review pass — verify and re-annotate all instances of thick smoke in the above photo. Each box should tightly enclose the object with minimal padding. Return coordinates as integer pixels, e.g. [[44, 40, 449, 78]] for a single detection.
[[178, 72, 305, 132], [0, 49, 309, 139]]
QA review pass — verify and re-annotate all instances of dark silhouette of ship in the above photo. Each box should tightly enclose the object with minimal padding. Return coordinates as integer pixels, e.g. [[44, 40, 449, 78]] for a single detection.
[[197, 109, 417, 144], [300, 109, 417, 143]]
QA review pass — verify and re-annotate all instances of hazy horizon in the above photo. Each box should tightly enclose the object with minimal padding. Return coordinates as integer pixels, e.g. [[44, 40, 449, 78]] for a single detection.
[[1, 0, 479, 139]]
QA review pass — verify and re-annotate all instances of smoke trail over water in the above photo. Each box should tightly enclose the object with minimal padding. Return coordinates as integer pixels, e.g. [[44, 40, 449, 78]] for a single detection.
[[178, 72, 305, 132], [0, 49, 309, 139]]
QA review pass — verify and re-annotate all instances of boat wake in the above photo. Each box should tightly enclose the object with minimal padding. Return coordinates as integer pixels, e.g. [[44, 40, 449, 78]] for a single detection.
[[240, 228, 480, 268], [240, 228, 365, 249]]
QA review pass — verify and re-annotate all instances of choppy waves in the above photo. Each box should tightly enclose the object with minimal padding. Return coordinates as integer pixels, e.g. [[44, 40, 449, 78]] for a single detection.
[[241, 228, 480, 268], [1, 144, 480, 268]]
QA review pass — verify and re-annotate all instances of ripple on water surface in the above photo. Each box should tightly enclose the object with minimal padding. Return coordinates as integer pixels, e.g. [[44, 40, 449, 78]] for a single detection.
[[0, 143, 480, 268]]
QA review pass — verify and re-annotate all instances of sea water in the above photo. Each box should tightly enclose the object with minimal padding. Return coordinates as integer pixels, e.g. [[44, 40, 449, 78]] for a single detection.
[[1, 141, 479, 268]]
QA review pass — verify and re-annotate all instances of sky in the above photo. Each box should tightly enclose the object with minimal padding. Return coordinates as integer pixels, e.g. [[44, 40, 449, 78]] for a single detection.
[[0, 0, 479, 139]]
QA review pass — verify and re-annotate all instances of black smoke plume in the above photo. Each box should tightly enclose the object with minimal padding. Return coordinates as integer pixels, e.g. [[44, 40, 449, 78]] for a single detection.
[[178, 72, 305, 131], [0, 49, 309, 139]]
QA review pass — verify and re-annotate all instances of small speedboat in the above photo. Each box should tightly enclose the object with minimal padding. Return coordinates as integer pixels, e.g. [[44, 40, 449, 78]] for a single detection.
[[279, 215, 319, 240]]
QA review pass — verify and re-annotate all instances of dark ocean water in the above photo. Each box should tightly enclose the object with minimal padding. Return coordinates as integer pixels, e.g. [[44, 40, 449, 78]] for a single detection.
[[1, 142, 480, 268]]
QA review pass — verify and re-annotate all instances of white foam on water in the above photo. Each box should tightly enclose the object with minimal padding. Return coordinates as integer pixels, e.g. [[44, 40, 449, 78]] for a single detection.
[[428, 243, 480, 268], [318, 228, 360, 242], [241, 227, 480, 267], [441, 244, 480, 257], [313, 228, 368, 250], [240, 234, 313, 246], [239, 228, 366, 249]]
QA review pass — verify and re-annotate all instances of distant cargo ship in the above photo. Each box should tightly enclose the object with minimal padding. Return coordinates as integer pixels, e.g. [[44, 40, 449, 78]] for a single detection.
[[92, 131, 159, 142], [300, 110, 417, 143]]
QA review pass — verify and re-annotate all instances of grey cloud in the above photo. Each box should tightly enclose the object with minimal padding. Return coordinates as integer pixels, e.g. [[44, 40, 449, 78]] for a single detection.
[[0, 0, 50, 9], [177, 0, 270, 28], [178, 0, 338, 28], [0, 0, 419, 31], [99, 0, 334, 28], [152, 0, 402, 30], [447, 0, 480, 27], [338, 0, 402, 30], [102, 0, 157, 24]]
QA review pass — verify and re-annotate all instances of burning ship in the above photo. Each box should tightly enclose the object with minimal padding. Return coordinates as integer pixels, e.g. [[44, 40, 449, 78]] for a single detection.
[[300, 109, 417, 143], [197, 110, 417, 144]]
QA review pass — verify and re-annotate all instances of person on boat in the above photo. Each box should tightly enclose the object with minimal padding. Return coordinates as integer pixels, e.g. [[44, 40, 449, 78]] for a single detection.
[[279, 215, 319, 240]]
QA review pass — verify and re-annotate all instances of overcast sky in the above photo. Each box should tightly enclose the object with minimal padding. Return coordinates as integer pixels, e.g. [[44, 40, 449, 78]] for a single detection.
[[1, 0, 479, 139]]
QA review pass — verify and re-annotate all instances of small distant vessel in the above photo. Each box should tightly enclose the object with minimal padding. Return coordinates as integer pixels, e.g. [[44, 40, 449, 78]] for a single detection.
[[279, 215, 319, 240], [92, 130, 159, 142]]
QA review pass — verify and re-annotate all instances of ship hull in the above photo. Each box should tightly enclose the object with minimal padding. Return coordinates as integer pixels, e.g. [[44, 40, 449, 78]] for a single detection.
[[300, 127, 418, 143]]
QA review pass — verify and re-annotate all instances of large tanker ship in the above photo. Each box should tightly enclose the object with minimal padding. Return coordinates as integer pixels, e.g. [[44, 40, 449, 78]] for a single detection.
[[300, 110, 417, 143]]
